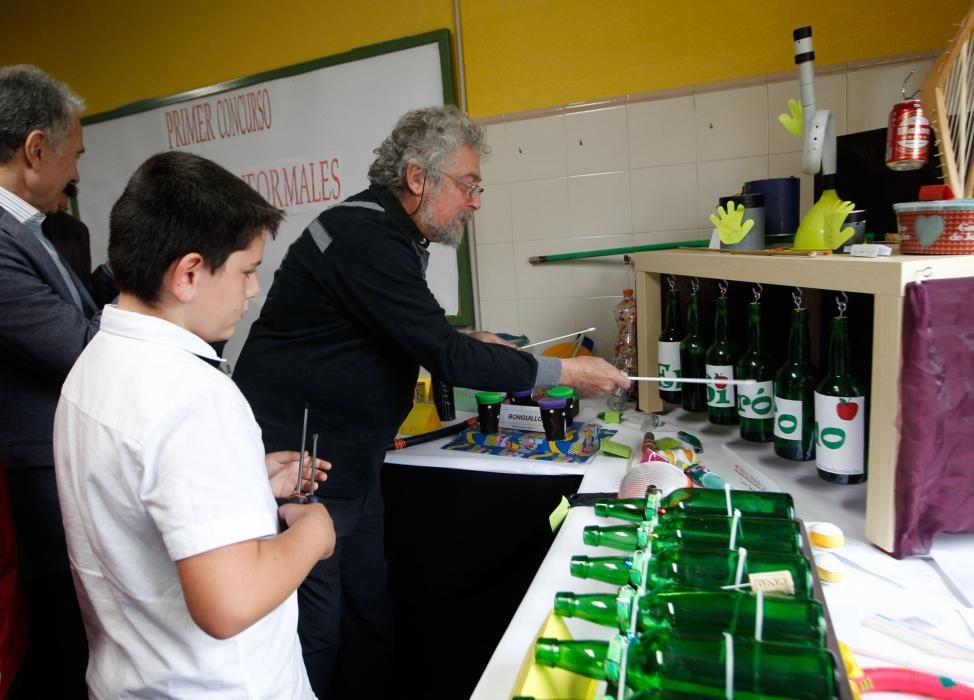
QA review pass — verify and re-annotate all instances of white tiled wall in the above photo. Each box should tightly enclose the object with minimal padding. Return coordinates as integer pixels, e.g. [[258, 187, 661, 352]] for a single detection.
[[473, 57, 933, 360]]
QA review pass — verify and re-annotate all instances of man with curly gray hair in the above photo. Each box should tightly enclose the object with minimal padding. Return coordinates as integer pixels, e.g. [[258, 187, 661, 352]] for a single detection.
[[234, 104, 629, 699], [0, 64, 96, 699]]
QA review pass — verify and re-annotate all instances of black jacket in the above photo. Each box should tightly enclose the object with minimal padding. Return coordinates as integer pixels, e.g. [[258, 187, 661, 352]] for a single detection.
[[233, 186, 539, 496]]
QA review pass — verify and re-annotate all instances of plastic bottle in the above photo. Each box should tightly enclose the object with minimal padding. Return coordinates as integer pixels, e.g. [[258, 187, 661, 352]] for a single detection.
[[679, 288, 707, 412], [705, 295, 740, 425], [593, 487, 795, 522], [736, 300, 776, 442], [554, 589, 827, 647], [582, 513, 804, 555], [570, 547, 815, 598], [535, 631, 836, 698], [657, 286, 682, 404], [815, 314, 867, 484], [774, 307, 817, 461], [607, 289, 637, 410]]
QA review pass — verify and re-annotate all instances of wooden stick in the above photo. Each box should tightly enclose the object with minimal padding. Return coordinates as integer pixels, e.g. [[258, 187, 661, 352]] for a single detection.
[[629, 376, 758, 386]]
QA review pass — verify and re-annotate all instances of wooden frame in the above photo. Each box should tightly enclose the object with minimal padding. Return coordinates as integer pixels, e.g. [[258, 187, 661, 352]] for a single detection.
[[633, 248, 974, 553]]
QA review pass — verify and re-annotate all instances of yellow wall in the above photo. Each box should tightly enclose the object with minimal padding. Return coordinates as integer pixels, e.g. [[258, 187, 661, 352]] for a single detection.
[[1, 0, 968, 118]]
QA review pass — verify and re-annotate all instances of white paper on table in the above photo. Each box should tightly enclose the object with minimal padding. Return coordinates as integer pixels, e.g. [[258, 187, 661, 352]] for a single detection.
[[721, 444, 781, 492], [927, 532, 974, 608]]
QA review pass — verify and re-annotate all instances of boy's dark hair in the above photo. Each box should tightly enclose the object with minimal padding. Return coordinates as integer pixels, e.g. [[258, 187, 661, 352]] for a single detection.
[[109, 151, 283, 303]]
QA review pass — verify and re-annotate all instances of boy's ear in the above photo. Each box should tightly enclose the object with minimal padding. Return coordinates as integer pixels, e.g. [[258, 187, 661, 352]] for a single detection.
[[168, 252, 205, 303]]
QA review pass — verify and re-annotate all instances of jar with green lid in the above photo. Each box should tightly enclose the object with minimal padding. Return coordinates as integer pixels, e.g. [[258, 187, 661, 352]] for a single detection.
[[546, 385, 578, 431], [475, 391, 505, 433]]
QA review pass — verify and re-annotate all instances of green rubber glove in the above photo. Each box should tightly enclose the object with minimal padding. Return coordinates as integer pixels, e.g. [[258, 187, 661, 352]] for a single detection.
[[778, 97, 803, 138], [709, 201, 753, 245], [824, 198, 856, 250]]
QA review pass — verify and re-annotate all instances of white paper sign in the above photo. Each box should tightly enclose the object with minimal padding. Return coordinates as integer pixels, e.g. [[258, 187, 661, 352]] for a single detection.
[[738, 380, 774, 419], [499, 404, 543, 432], [814, 393, 865, 476], [774, 396, 805, 441], [705, 365, 736, 408], [657, 341, 682, 391]]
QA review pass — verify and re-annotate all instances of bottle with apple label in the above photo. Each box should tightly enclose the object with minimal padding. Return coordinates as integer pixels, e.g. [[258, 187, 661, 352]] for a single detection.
[[736, 290, 775, 442], [658, 277, 683, 404], [774, 291, 817, 461], [679, 279, 707, 413], [705, 282, 739, 425], [815, 299, 867, 484]]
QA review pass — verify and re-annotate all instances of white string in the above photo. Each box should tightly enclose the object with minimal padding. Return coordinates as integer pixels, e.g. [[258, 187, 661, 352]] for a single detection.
[[725, 483, 733, 516], [754, 590, 765, 642], [724, 631, 735, 699], [734, 547, 748, 588], [728, 508, 742, 551]]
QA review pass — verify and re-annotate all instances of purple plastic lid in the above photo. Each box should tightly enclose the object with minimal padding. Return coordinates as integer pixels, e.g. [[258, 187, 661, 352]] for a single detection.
[[538, 397, 567, 410], [509, 389, 533, 399]]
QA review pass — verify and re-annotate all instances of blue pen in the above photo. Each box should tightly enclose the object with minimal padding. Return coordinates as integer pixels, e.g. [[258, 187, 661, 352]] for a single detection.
[[684, 463, 725, 489]]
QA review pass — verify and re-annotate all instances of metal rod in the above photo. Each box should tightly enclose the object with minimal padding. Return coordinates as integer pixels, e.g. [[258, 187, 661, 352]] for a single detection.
[[295, 404, 309, 494], [628, 376, 758, 386], [528, 239, 709, 264], [521, 327, 596, 349], [309, 433, 319, 497]]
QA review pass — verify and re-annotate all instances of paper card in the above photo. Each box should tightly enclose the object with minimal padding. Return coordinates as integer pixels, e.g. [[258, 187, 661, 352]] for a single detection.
[[705, 364, 736, 408], [773, 396, 804, 441], [499, 403, 543, 432], [749, 570, 795, 595], [814, 393, 865, 476], [657, 341, 682, 391], [738, 380, 774, 419]]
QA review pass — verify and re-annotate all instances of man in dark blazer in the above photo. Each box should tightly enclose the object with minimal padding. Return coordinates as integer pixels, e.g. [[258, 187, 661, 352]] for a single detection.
[[0, 64, 98, 699]]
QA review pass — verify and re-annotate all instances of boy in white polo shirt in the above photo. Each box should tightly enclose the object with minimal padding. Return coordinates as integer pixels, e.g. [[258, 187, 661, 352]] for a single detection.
[[53, 151, 334, 699]]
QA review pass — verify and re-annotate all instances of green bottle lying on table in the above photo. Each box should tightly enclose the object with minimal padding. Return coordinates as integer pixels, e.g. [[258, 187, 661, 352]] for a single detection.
[[535, 630, 837, 699], [553, 589, 828, 647], [570, 546, 815, 598], [593, 487, 796, 523], [582, 512, 804, 554]]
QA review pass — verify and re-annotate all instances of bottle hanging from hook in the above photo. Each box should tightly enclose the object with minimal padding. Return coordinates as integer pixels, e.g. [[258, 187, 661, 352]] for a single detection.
[[666, 274, 677, 291], [690, 277, 700, 294], [792, 286, 805, 309], [752, 282, 763, 302], [718, 279, 729, 298], [836, 291, 848, 318]]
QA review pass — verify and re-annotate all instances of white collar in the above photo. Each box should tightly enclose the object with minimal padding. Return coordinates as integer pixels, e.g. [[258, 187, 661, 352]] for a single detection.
[[0, 184, 45, 226], [99, 305, 226, 365]]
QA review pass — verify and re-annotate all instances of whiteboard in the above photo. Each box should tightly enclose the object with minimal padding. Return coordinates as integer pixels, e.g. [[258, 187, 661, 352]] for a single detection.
[[78, 31, 470, 361]]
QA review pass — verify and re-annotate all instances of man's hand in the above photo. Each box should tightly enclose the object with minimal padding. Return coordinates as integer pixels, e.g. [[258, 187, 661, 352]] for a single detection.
[[265, 450, 330, 499], [468, 330, 519, 348], [558, 356, 631, 396]]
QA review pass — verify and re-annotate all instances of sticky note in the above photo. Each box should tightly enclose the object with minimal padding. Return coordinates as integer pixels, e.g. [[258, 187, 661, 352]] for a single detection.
[[549, 496, 570, 532], [601, 440, 632, 459]]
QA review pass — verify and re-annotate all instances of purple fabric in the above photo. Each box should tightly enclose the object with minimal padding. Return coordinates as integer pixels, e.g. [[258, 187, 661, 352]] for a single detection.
[[894, 278, 974, 557]]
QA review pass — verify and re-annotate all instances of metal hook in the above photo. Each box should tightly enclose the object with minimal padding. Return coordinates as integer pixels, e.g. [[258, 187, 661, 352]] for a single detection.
[[901, 70, 920, 100], [792, 286, 804, 309], [666, 274, 676, 291], [836, 291, 848, 318], [718, 280, 729, 298], [916, 266, 933, 283], [752, 283, 763, 302], [690, 277, 700, 294]]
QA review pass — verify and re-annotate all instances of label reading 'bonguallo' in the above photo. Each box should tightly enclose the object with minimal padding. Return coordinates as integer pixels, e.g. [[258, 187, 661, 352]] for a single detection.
[[657, 341, 682, 390], [705, 365, 736, 408], [738, 381, 774, 420], [773, 396, 804, 441], [814, 393, 865, 476]]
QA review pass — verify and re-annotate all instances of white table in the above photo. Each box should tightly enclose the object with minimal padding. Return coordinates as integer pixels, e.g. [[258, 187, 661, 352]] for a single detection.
[[471, 404, 974, 700]]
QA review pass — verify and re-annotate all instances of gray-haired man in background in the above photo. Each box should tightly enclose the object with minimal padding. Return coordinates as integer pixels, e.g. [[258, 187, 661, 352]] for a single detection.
[[0, 64, 97, 698]]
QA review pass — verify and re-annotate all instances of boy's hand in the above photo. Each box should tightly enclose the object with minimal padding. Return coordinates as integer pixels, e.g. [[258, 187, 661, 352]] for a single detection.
[[277, 502, 336, 560], [265, 450, 330, 499]]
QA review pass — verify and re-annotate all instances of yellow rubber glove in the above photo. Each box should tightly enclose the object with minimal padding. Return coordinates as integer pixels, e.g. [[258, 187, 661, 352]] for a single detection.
[[824, 199, 856, 250], [778, 97, 803, 138], [709, 201, 753, 245]]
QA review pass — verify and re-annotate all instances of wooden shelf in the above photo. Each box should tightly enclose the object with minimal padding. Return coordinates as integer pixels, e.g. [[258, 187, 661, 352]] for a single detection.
[[632, 249, 974, 554]]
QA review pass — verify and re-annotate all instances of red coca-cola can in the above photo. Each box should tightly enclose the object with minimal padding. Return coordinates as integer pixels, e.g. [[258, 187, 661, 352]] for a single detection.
[[885, 99, 930, 171]]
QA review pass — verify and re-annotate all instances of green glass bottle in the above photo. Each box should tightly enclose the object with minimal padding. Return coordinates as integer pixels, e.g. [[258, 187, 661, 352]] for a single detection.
[[570, 547, 815, 598], [535, 631, 836, 699], [679, 289, 707, 413], [736, 301, 775, 442], [705, 296, 740, 425], [554, 589, 827, 647], [773, 307, 817, 461], [593, 487, 795, 522], [582, 514, 803, 555], [815, 315, 867, 484], [658, 287, 683, 404]]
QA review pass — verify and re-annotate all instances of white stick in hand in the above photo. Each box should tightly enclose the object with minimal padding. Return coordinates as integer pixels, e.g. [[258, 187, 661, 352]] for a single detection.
[[628, 376, 757, 386], [521, 327, 596, 349]]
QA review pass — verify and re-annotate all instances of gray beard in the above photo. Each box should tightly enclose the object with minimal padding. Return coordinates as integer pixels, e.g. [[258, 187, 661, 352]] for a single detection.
[[419, 204, 468, 248]]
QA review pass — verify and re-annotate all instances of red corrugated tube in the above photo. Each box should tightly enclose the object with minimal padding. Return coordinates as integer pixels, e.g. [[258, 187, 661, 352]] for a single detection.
[[856, 667, 974, 698]]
